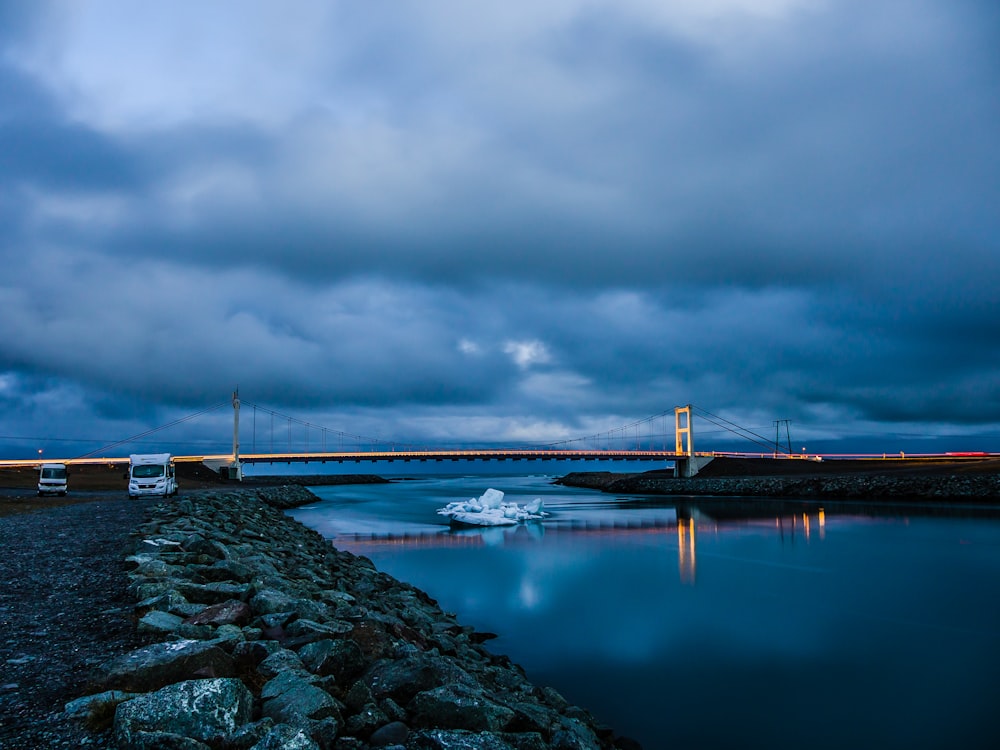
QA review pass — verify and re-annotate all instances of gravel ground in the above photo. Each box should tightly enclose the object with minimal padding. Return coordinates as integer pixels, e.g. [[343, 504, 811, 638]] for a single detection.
[[0, 496, 153, 749]]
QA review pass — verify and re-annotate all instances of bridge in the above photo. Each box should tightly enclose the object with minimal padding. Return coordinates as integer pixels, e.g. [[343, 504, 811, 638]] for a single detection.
[[4, 394, 991, 478], [200, 398, 713, 476], [0, 397, 725, 477]]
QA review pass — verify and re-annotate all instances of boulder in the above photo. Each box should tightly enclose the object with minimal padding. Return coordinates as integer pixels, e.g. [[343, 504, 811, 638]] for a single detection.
[[249, 722, 320, 749], [63, 689, 138, 721], [113, 678, 253, 745], [258, 648, 309, 680], [120, 730, 211, 749], [137, 610, 186, 636], [409, 683, 515, 732], [369, 720, 410, 747], [92, 639, 236, 692], [407, 729, 547, 750], [364, 654, 475, 705], [260, 672, 342, 725], [176, 580, 252, 604], [298, 638, 366, 681], [184, 599, 252, 627]]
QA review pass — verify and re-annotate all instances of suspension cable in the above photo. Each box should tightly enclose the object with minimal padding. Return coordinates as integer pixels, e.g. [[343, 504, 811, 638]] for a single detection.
[[73, 400, 231, 459], [690, 406, 787, 454]]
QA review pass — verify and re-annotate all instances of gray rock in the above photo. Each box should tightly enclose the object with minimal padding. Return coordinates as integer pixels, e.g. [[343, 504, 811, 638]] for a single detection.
[[136, 590, 201, 618], [249, 722, 320, 749], [126, 556, 175, 578], [550, 717, 603, 750], [409, 683, 515, 732], [364, 654, 475, 705], [212, 623, 247, 648], [205, 558, 254, 582], [342, 701, 390, 739], [184, 598, 252, 626], [369, 720, 409, 747], [232, 638, 282, 669], [258, 648, 309, 680], [92, 639, 237, 692], [298, 638, 366, 681], [226, 718, 276, 750], [132, 580, 177, 601], [63, 689, 138, 721], [286, 618, 353, 639], [176, 580, 252, 604], [252, 589, 301, 615], [125, 730, 212, 749], [407, 729, 543, 750], [261, 670, 317, 701], [113, 678, 253, 745], [261, 672, 342, 724], [137, 609, 186, 635], [184, 535, 230, 560]]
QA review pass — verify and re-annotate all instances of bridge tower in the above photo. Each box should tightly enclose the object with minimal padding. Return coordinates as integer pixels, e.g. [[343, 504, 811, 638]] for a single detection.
[[673, 404, 713, 478], [675, 405, 693, 456]]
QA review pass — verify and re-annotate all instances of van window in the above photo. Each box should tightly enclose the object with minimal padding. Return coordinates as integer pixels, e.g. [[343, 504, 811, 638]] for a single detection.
[[132, 465, 165, 479], [42, 467, 67, 479]]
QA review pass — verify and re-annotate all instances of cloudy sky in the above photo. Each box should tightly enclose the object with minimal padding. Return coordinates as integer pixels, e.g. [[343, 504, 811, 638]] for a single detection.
[[2, 0, 998, 461]]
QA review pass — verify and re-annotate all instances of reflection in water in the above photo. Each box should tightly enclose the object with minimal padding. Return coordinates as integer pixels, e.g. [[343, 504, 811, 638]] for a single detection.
[[678, 517, 696, 584], [296, 477, 1000, 750], [318, 501, 844, 586]]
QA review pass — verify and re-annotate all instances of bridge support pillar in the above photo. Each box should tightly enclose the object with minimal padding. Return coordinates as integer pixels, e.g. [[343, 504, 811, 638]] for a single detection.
[[674, 455, 714, 478]]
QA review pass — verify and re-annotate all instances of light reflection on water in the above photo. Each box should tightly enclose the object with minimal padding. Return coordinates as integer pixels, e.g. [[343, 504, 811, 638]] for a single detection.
[[291, 475, 1000, 749]]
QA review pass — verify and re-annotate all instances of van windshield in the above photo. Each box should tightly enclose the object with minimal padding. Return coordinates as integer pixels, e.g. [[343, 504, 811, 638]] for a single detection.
[[132, 465, 165, 479], [41, 468, 67, 479]]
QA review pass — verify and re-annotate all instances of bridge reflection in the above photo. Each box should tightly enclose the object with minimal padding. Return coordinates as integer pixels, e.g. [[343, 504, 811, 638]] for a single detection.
[[325, 505, 832, 585]]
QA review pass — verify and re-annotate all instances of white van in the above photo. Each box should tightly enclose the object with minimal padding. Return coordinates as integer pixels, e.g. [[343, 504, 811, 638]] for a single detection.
[[128, 453, 178, 498], [37, 463, 68, 496]]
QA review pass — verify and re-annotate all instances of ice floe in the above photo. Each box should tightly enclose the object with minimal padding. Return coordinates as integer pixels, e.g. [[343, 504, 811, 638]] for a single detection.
[[437, 488, 547, 527]]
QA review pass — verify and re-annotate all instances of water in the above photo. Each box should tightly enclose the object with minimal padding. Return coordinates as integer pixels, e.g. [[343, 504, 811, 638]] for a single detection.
[[291, 475, 1000, 749]]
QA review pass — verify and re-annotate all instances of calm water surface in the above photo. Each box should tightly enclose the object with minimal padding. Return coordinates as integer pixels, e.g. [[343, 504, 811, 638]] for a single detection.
[[291, 475, 1000, 749]]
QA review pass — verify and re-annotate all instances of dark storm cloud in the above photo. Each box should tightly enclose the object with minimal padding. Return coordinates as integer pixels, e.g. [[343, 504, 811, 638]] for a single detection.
[[1, 0, 998, 457], [49, 0, 993, 297]]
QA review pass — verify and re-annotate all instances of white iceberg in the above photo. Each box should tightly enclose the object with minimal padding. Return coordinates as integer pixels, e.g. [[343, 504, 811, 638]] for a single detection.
[[437, 488, 547, 527]]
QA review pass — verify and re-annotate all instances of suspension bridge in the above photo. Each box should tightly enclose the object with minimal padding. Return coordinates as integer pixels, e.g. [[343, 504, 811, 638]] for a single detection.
[[0, 393, 808, 478], [6, 392, 988, 479]]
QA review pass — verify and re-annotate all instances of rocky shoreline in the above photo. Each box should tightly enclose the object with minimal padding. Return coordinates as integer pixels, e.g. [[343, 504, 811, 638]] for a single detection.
[[558, 470, 1000, 501], [57, 486, 637, 750]]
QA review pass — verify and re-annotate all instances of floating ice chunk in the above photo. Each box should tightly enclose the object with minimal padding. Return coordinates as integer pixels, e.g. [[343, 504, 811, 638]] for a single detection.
[[437, 488, 548, 527], [480, 488, 504, 509]]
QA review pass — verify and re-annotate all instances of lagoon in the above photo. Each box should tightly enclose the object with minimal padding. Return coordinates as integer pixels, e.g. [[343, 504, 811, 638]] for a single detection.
[[291, 474, 1000, 749]]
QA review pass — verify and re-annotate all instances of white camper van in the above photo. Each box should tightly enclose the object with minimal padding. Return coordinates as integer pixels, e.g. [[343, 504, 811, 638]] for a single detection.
[[37, 463, 68, 496], [128, 453, 178, 498]]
